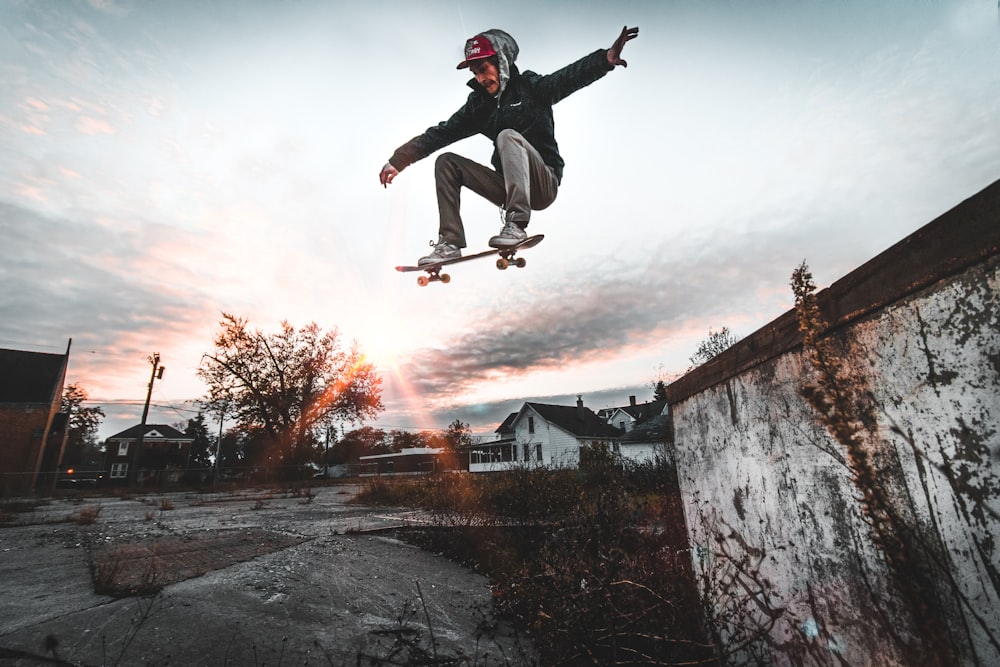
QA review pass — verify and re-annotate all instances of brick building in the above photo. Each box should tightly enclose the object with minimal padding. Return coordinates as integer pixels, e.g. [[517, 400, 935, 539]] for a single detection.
[[0, 342, 71, 494], [105, 424, 194, 486]]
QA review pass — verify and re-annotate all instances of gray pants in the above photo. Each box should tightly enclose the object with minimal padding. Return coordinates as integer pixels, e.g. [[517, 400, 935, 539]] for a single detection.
[[434, 129, 559, 248]]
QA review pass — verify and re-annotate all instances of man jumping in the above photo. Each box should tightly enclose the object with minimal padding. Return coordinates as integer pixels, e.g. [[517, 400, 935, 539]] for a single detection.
[[380, 26, 639, 266]]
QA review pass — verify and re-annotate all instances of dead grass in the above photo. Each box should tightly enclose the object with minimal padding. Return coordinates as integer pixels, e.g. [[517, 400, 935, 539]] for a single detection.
[[73, 505, 102, 525], [93, 543, 163, 597], [370, 452, 711, 665]]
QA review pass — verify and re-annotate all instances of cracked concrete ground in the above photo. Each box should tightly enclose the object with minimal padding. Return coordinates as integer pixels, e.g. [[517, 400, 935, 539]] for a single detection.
[[0, 485, 533, 666]]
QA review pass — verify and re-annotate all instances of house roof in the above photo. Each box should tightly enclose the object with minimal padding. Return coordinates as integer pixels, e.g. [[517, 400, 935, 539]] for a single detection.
[[523, 402, 624, 439], [495, 412, 517, 436], [108, 424, 194, 442], [620, 413, 673, 444], [615, 399, 667, 423], [360, 447, 444, 461], [0, 347, 69, 405]]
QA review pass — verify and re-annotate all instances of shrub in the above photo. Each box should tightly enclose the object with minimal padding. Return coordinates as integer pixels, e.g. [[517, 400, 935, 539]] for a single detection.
[[382, 458, 711, 665], [74, 506, 102, 525], [490, 458, 709, 665]]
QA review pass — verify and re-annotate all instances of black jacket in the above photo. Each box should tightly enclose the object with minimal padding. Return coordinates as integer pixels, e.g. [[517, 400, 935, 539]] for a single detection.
[[388, 49, 613, 185]]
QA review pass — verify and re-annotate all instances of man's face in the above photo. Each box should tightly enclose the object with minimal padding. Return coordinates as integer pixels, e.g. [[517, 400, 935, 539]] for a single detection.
[[470, 59, 500, 96]]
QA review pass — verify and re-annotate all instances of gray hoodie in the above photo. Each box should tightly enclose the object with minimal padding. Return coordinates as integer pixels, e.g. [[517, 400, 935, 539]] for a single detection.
[[478, 29, 519, 99]]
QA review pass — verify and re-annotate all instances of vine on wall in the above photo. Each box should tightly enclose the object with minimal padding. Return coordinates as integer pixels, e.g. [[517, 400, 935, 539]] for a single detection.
[[791, 261, 958, 666]]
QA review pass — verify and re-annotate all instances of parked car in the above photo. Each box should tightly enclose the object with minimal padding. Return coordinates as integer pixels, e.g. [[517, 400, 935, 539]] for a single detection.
[[313, 464, 350, 479], [56, 468, 104, 488]]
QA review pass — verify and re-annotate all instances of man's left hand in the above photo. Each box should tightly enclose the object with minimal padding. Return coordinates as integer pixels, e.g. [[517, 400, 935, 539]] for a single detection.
[[608, 25, 639, 68], [380, 162, 399, 188]]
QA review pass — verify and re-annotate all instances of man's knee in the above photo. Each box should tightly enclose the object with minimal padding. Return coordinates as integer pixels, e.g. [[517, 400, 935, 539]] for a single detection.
[[435, 152, 460, 172], [496, 129, 526, 149], [435, 153, 466, 186]]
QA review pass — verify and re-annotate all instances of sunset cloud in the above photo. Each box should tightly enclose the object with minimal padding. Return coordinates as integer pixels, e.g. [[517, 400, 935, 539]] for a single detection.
[[76, 115, 115, 135], [394, 227, 797, 400], [25, 97, 50, 112], [17, 123, 46, 136]]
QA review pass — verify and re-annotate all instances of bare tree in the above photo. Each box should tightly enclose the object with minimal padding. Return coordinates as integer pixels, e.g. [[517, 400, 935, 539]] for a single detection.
[[648, 363, 672, 401], [689, 327, 740, 369]]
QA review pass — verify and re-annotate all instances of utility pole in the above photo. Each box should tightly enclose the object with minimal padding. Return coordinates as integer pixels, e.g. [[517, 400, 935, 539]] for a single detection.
[[130, 354, 165, 486], [323, 424, 337, 476], [214, 403, 226, 488], [141, 354, 164, 424]]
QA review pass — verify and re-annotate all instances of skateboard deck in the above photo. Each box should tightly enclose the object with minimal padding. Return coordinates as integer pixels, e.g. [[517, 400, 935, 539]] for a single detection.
[[396, 234, 544, 286]]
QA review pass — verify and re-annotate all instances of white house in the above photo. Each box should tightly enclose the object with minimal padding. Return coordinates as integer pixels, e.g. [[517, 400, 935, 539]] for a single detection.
[[616, 412, 673, 464], [600, 396, 666, 433], [597, 397, 672, 463], [467, 397, 623, 473]]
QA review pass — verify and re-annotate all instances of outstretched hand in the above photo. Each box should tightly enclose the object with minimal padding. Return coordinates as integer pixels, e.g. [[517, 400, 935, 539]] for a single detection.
[[607, 25, 639, 68], [379, 162, 399, 188]]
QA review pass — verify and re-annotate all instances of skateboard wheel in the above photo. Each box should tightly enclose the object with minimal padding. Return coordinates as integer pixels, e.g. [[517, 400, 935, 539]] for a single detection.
[[417, 275, 429, 287], [441, 273, 451, 284], [496, 258, 509, 270], [515, 257, 526, 268]]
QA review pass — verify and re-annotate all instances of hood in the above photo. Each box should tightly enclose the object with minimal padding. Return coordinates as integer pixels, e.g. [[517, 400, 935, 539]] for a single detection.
[[478, 29, 519, 98]]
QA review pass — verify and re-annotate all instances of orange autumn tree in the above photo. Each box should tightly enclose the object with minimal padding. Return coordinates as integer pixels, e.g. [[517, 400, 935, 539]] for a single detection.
[[198, 313, 383, 470]]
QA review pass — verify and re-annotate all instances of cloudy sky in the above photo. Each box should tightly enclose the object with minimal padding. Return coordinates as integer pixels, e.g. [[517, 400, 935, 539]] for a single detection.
[[2, 0, 999, 441]]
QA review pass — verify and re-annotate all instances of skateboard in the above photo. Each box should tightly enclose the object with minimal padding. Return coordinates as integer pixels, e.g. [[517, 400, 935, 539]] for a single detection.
[[395, 234, 544, 286]]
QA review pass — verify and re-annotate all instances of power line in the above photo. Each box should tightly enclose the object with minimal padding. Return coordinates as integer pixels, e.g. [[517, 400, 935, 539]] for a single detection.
[[83, 399, 203, 414], [0, 340, 150, 359], [0, 340, 64, 349]]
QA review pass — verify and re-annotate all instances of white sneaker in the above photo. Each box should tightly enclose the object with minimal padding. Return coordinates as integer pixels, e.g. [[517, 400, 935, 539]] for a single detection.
[[418, 239, 461, 266], [489, 220, 528, 248]]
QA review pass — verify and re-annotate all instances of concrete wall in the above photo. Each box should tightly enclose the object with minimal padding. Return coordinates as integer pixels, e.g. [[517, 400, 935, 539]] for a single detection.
[[666, 179, 1000, 665]]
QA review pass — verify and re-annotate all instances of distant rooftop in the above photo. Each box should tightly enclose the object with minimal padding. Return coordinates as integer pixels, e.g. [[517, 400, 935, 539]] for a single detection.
[[107, 424, 193, 441]]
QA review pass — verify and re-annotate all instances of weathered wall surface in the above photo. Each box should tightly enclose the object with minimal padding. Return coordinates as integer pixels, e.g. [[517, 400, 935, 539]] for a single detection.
[[0, 405, 57, 493], [667, 180, 1000, 665]]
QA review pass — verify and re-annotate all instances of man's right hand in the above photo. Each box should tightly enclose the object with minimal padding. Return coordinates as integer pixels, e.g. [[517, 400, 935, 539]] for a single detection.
[[379, 162, 399, 188], [608, 25, 639, 68]]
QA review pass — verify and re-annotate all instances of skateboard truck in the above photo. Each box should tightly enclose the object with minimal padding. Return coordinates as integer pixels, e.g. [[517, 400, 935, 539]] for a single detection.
[[417, 268, 451, 287], [495, 247, 528, 271]]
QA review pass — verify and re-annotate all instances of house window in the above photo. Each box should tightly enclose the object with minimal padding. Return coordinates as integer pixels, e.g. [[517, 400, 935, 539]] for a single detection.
[[523, 443, 529, 461], [535, 444, 542, 462], [117, 442, 129, 456], [110, 463, 128, 478], [528, 417, 535, 434], [619, 421, 626, 431]]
